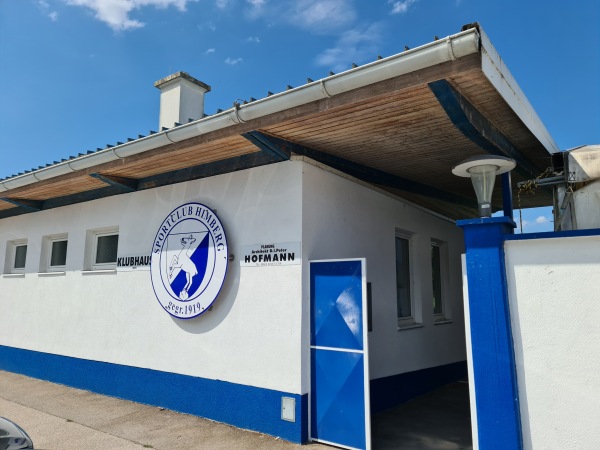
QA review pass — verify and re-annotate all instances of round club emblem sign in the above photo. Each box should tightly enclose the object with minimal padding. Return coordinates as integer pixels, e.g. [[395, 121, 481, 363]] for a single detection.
[[151, 202, 228, 319]]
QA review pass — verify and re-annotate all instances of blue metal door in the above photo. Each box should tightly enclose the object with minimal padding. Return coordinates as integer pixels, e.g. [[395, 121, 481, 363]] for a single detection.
[[310, 259, 370, 450]]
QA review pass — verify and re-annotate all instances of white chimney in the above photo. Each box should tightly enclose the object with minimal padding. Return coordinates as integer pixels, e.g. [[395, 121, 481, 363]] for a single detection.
[[154, 72, 211, 130]]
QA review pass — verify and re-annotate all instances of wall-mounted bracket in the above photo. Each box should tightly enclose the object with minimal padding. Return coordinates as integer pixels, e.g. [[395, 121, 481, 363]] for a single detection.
[[429, 79, 541, 179], [243, 130, 475, 208], [90, 173, 138, 192], [0, 197, 42, 212]]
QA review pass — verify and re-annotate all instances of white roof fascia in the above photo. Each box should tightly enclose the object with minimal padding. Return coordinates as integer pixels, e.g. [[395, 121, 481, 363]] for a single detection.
[[479, 28, 560, 154], [0, 28, 481, 193]]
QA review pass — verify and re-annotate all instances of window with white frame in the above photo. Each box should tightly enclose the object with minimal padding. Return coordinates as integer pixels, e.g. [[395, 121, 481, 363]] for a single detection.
[[86, 228, 119, 270], [395, 231, 415, 327], [47, 236, 68, 272], [6, 239, 28, 274], [431, 241, 443, 316]]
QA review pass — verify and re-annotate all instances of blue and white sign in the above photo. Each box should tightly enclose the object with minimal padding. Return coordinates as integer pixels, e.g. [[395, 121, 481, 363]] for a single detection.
[[151, 202, 228, 319]]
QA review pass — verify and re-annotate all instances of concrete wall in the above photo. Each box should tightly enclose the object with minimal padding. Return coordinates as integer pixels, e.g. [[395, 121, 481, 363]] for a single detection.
[[300, 160, 467, 388], [505, 234, 600, 450], [0, 160, 304, 394]]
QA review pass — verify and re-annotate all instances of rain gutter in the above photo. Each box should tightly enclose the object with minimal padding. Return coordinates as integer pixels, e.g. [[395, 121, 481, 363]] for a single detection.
[[0, 28, 481, 193]]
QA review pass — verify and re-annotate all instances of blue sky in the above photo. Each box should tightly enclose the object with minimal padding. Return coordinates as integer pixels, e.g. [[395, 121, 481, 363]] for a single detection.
[[1, 0, 599, 232]]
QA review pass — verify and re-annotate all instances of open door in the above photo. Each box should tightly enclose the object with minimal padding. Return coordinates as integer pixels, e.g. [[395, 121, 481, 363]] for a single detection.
[[310, 259, 371, 450]]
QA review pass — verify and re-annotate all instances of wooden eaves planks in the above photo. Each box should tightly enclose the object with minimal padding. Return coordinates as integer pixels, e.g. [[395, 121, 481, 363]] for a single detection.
[[103, 135, 259, 179], [2, 176, 106, 201], [0, 54, 483, 206], [0, 49, 553, 214]]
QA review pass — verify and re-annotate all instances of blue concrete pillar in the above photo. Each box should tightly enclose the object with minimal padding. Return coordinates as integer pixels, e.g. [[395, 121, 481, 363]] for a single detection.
[[457, 217, 522, 450]]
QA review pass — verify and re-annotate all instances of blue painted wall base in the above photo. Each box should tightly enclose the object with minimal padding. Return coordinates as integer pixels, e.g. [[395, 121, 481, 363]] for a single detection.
[[457, 216, 522, 450], [370, 361, 467, 414], [0, 345, 308, 444]]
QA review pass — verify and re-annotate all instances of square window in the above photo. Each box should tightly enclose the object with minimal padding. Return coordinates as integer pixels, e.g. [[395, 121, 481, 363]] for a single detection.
[[95, 234, 119, 265], [49, 239, 68, 270], [4, 239, 28, 274], [86, 228, 119, 270], [40, 234, 68, 273]]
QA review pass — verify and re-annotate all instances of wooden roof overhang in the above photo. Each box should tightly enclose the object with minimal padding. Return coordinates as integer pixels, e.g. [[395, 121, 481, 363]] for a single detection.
[[0, 27, 557, 221]]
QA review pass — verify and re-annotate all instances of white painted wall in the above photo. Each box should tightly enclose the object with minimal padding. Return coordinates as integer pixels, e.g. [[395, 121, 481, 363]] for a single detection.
[[300, 160, 467, 389], [1, 158, 468, 398], [505, 235, 600, 450], [0, 161, 303, 394]]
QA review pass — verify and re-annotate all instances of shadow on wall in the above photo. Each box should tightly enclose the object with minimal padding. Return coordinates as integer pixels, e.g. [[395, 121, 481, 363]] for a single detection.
[[503, 262, 532, 450], [172, 253, 240, 335], [165, 161, 302, 334], [164, 169, 256, 335]]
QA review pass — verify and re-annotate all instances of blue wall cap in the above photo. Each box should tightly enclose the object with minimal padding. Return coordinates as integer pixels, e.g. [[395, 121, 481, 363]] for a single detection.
[[457, 216, 516, 249], [506, 227, 600, 241], [456, 216, 516, 228]]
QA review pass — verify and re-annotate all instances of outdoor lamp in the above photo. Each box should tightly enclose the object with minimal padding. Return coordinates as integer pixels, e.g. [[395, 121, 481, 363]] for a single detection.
[[452, 155, 516, 217]]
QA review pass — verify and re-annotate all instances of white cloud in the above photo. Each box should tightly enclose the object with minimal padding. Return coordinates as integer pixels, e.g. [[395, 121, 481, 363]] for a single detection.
[[215, 0, 231, 9], [315, 22, 383, 72], [204, 48, 216, 54], [245, 0, 355, 32], [37, 0, 59, 21], [225, 57, 243, 65], [388, 0, 418, 15], [64, 0, 197, 31], [246, 36, 261, 43], [289, 0, 355, 32], [515, 215, 553, 233], [245, 0, 267, 18], [198, 20, 216, 31]]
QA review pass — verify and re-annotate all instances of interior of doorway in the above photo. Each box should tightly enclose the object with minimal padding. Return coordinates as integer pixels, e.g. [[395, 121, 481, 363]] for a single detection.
[[371, 380, 472, 450]]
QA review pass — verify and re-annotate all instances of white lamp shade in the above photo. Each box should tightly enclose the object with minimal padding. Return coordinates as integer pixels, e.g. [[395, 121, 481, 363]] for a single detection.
[[469, 164, 498, 216], [452, 155, 516, 217]]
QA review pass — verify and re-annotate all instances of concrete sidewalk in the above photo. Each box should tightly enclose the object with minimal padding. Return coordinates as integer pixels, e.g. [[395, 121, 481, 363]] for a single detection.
[[0, 370, 472, 449], [0, 371, 326, 450]]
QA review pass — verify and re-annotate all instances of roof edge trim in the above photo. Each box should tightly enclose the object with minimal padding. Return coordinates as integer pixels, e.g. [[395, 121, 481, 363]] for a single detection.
[[479, 28, 559, 154]]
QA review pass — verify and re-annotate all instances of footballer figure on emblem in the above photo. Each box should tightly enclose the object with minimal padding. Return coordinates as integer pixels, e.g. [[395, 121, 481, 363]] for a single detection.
[[168, 234, 198, 300]]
